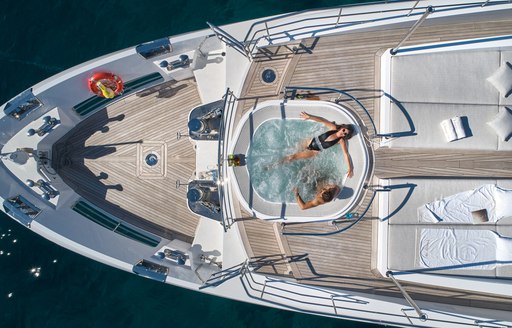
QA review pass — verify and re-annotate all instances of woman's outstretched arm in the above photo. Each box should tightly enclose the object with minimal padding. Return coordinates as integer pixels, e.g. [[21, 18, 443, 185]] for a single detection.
[[340, 139, 354, 178], [293, 187, 320, 210], [300, 112, 337, 130]]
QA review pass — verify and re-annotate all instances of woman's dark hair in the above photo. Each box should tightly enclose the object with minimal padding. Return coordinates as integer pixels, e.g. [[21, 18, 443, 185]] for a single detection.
[[338, 124, 354, 140], [321, 190, 335, 202]]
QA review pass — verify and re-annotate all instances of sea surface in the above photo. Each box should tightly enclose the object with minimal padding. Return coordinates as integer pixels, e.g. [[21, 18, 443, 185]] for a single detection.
[[1, 1, 381, 327]]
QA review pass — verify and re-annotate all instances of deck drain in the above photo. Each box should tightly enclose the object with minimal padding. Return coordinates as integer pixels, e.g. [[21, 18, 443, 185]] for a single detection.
[[261, 67, 278, 85], [145, 153, 159, 166]]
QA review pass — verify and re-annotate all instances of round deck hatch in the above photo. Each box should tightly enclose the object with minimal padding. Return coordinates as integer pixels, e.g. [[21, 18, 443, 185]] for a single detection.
[[261, 67, 277, 84], [145, 153, 158, 166]]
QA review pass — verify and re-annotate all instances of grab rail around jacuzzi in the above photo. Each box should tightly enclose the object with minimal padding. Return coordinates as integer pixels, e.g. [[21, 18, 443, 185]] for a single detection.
[[217, 88, 239, 231], [284, 86, 415, 139], [281, 187, 391, 236], [280, 87, 392, 236], [284, 86, 379, 138]]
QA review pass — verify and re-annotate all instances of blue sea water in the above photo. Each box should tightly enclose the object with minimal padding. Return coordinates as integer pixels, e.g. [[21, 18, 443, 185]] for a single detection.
[[0, 1, 381, 327]]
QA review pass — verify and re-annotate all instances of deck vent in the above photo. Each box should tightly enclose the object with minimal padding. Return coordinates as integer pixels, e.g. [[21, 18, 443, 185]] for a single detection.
[[261, 67, 277, 84], [145, 153, 158, 166]]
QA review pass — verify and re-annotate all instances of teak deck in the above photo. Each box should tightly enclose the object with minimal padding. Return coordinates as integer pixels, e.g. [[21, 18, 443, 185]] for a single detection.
[[56, 17, 512, 309], [57, 80, 202, 242]]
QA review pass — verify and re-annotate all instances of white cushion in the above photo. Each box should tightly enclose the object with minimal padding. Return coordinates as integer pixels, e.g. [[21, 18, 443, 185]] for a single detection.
[[495, 186, 512, 219], [386, 103, 499, 150], [487, 62, 512, 97], [391, 51, 500, 105], [384, 178, 498, 225], [487, 107, 512, 141]]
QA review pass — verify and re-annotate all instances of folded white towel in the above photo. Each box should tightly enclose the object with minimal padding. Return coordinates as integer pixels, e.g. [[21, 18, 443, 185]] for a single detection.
[[440, 116, 467, 142], [440, 119, 457, 142], [452, 116, 467, 139]]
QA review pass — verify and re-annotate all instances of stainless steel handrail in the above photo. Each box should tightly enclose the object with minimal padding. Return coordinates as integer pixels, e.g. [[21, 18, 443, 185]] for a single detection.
[[390, 5, 434, 55], [217, 88, 239, 231], [201, 259, 501, 326], [240, 1, 510, 58], [284, 86, 380, 137], [386, 271, 428, 321], [207, 22, 251, 59]]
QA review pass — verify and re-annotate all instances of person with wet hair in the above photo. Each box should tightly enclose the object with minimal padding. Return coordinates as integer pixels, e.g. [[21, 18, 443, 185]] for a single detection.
[[293, 184, 340, 210]]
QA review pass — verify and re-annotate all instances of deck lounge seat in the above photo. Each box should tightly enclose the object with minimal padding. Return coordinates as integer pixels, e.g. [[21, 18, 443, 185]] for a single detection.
[[381, 178, 512, 225], [382, 103, 512, 150], [383, 49, 512, 150], [390, 50, 501, 105], [387, 224, 512, 277], [382, 178, 512, 277]]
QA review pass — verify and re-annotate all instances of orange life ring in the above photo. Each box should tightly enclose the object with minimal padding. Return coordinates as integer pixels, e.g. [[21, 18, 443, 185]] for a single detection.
[[88, 72, 124, 98]]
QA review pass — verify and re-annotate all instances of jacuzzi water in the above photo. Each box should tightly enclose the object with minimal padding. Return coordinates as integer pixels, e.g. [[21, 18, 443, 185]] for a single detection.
[[247, 119, 346, 203]]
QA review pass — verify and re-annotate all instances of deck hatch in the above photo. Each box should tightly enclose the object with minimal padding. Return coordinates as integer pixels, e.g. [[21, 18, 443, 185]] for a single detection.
[[73, 201, 118, 230], [132, 260, 168, 282], [136, 38, 172, 59], [72, 200, 160, 247], [73, 72, 164, 116], [3, 195, 41, 226], [114, 223, 160, 247], [4, 89, 42, 120]]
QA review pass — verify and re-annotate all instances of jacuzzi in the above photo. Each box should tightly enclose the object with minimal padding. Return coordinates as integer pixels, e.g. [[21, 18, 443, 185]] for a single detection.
[[229, 100, 372, 222]]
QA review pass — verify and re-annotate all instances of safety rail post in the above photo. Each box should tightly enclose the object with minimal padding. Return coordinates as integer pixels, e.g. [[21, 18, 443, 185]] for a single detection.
[[335, 8, 343, 27], [331, 295, 338, 315], [264, 22, 271, 41], [196, 34, 214, 58], [260, 280, 268, 299], [390, 6, 434, 55], [201, 260, 248, 289], [406, 0, 421, 16], [386, 271, 428, 322]]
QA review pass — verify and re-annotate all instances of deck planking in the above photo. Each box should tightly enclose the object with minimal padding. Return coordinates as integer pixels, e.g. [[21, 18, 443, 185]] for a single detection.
[[50, 15, 512, 309], [57, 80, 202, 241], [375, 148, 512, 178], [237, 18, 512, 309]]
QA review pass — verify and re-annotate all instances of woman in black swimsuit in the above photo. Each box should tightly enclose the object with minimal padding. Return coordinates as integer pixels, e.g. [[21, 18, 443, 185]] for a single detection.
[[281, 111, 355, 178]]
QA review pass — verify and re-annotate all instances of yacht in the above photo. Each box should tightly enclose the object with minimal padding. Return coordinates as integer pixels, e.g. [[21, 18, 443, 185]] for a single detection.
[[1, 1, 512, 326]]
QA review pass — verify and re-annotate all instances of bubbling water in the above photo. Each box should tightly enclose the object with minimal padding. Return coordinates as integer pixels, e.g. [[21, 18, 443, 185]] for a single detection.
[[247, 119, 346, 203]]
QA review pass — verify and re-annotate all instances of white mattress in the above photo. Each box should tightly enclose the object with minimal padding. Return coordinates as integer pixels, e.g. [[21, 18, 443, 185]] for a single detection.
[[419, 229, 501, 270], [383, 102, 512, 150], [383, 178, 499, 225], [384, 49, 512, 150], [382, 179, 512, 225], [388, 225, 512, 277], [390, 50, 500, 105], [420, 184, 497, 223]]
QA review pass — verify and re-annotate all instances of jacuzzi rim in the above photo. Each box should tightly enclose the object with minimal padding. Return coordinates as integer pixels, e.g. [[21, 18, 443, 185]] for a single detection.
[[228, 100, 372, 222]]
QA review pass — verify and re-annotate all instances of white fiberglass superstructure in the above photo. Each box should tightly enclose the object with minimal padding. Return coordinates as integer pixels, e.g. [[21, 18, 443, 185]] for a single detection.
[[1, 1, 512, 327]]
